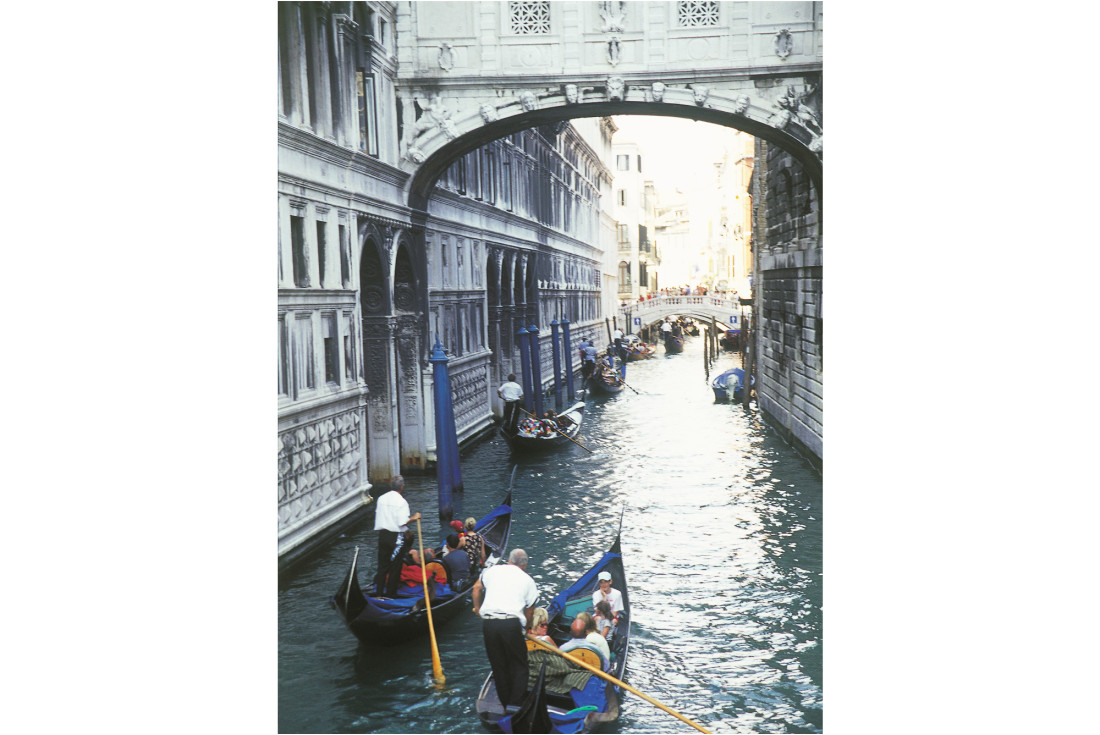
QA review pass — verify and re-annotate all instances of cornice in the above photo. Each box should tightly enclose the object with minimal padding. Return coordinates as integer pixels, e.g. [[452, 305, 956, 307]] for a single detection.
[[278, 120, 408, 190], [396, 63, 821, 90]]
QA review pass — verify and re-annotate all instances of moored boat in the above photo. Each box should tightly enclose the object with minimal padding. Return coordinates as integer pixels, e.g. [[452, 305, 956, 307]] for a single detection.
[[501, 400, 585, 451], [711, 367, 752, 402], [332, 490, 513, 645], [477, 534, 630, 734], [586, 370, 625, 396]]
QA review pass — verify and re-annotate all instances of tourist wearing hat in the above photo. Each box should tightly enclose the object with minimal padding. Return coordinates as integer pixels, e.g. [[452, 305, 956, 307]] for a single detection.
[[591, 571, 624, 618]]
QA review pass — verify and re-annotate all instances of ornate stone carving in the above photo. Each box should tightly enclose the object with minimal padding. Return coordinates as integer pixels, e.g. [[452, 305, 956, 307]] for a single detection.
[[769, 83, 822, 152], [775, 28, 793, 60], [563, 83, 579, 104], [692, 85, 710, 106], [599, 1, 626, 33], [607, 37, 621, 66], [732, 94, 750, 114], [479, 102, 499, 123], [405, 146, 425, 163], [519, 90, 538, 111], [278, 408, 363, 528], [650, 81, 666, 102], [440, 118, 459, 140], [606, 76, 624, 101], [363, 286, 386, 312], [438, 42, 454, 71]]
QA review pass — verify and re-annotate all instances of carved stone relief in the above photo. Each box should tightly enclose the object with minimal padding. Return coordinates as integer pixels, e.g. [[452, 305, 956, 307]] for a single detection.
[[732, 94, 750, 114], [479, 103, 499, 123], [650, 82, 666, 102], [606, 76, 624, 101], [564, 83, 579, 104], [519, 90, 538, 111], [438, 42, 455, 71], [692, 85, 710, 106], [775, 29, 793, 60]]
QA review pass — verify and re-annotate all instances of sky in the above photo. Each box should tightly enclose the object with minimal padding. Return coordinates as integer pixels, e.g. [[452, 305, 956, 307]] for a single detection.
[[610, 115, 745, 197]]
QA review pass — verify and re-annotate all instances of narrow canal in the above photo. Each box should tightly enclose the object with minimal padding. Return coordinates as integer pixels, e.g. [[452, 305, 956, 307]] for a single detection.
[[278, 334, 823, 733]]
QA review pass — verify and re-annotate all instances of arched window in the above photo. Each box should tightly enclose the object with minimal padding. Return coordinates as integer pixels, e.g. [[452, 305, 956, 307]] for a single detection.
[[618, 261, 630, 287]]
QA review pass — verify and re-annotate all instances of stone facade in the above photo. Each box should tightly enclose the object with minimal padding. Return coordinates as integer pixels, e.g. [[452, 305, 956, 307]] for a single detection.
[[751, 136, 822, 467], [278, 2, 612, 560]]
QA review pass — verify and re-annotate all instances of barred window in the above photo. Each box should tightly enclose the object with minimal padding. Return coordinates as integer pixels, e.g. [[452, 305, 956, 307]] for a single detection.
[[677, 1, 719, 27], [510, 1, 550, 34]]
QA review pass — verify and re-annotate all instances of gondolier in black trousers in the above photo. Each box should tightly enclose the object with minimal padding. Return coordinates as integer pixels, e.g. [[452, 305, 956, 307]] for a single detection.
[[497, 374, 524, 433], [472, 548, 538, 712], [372, 475, 422, 596]]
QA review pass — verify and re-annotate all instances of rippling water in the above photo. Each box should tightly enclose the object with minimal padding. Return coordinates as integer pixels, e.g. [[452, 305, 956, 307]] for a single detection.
[[279, 337, 822, 733]]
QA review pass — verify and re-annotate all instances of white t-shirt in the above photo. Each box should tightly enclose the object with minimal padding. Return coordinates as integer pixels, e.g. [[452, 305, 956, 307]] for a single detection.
[[373, 490, 411, 533], [660, 322, 672, 332], [478, 564, 538, 624], [499, 381, 523, 401], [612, 329, 623, 340], [591, 587, 624, 616]]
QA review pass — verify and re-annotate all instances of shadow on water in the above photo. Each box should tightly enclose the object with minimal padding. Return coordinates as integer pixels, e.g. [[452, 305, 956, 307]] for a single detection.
[[280, 335, 822, 733]]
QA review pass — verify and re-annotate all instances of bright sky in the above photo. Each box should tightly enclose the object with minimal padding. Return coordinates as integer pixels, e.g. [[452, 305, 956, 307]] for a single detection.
[[610, 115, 746, 196]]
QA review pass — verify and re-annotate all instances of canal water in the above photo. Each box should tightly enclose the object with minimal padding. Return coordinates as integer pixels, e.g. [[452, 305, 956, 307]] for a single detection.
[[279, 334, 823, 733]]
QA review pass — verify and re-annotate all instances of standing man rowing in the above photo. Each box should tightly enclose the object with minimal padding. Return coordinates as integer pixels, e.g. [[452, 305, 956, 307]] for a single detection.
[[472, 548, 538, 713], [372, 475, 421, 597], [497, 373, 524, 433]]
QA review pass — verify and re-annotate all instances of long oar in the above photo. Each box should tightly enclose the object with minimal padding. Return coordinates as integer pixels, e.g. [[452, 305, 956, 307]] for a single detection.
[[518, 407, 593, 453], [415, 519, 446, 688], [524, 634, 710, 733], [618, 378, 645, 395]]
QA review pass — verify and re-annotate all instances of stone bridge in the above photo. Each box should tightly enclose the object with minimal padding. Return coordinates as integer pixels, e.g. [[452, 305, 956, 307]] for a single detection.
[[619, 294, 749, 334], [393, 1, 823, 210]]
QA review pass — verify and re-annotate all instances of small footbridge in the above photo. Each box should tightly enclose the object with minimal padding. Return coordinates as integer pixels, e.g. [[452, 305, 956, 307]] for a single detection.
[[618, 295, 749, 334]]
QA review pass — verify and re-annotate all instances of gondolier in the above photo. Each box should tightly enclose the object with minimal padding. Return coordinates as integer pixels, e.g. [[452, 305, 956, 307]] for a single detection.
[[372, 475, 421, 596], [497, 374, 524, 432], [472, 548, 538, 712]]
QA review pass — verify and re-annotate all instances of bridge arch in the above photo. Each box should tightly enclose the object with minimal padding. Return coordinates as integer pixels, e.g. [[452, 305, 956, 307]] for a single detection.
[[405, 94, 821, 213]]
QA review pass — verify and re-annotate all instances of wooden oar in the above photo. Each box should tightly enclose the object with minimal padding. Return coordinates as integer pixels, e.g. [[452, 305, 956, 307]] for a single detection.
[[517, 407, 593, 453], [415, 519, 446, 688], [524, 634, 711, 733]]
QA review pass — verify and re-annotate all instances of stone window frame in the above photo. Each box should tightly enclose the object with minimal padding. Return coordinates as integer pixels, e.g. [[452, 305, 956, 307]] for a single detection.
[[508, 1, 551, 35], [676, 1, 720, 28]]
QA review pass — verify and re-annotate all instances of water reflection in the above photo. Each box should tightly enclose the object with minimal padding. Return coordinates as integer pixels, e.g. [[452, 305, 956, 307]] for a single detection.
[[279, 336, 822, 733]]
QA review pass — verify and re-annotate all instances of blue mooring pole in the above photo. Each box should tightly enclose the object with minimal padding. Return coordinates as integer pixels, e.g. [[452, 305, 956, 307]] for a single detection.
[[562, 314, 575, 404], [429, 338, 455, 518], [528, 324, 544, 417], [518, 326, 534, 415], [550, 318, 563, 411]]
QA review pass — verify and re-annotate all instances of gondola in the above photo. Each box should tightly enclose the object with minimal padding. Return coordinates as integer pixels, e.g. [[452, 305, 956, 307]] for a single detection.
[[332, 490, 513, 645], [477, 533, 630, 734], [711, 366, 752, 402], [662, 332, 684, 354], [501, 400, 585, 451], [719, 329, 739, 351], [586, 369, 625, 396]]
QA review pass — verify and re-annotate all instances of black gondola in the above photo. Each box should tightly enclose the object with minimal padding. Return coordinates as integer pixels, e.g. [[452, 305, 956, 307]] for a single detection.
[[332, 490, 513, 645], [501, 400, 585, 451], [663, 332, 684, 354], [477, 534, 630, 733], [586, 370, 625, 396]]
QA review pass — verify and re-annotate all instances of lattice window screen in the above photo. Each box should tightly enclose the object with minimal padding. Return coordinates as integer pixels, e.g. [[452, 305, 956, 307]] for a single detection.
[[510, 1, 550, 34], [677, 1, 719, 27]]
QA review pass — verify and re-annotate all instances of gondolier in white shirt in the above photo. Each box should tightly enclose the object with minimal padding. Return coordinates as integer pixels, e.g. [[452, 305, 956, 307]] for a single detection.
[[372, 475, 421, 597], [472, 548, 538, 712], [497, 374, 524, 432]]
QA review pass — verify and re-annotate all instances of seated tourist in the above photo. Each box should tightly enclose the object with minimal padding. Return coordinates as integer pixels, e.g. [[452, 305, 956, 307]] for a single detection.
[[593, 600, 615, 640], [526, 607, 555, 645], [398, 549, 446, 589], [559, 613, 610, 670], [591, 571, 624, 618], [442, 534, 470, 583]]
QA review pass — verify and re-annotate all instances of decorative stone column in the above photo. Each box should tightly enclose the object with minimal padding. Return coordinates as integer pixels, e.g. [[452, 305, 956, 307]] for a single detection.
[[394, 313, 426, 472], [362, 317, 399, 481]]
